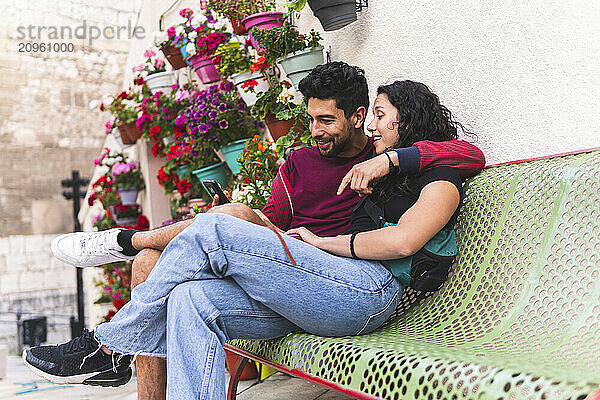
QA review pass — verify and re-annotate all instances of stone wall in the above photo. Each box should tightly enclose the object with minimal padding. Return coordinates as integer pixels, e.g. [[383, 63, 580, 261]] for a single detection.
[[0, 0, 142, 236], [0, 0, 142, 353], [0, 235, 76, 354]]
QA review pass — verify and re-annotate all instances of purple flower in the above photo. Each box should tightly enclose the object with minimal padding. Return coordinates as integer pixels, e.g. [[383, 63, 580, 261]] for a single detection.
[[211, 97, 220, 105], [219, 120, 228, 129], [198, 123, 208, 133], [209, 85, 218, 93], [175, 114, 187, 127], [219, 80, 234, 92], [238, 102, 247, 111], [218, 103, 227, 112], [209, 110, 218, 120], [104, 286, 112, 294]]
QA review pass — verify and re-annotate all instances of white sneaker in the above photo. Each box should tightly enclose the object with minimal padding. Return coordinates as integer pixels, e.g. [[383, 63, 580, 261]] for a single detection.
[[51, 229, 135, 267]]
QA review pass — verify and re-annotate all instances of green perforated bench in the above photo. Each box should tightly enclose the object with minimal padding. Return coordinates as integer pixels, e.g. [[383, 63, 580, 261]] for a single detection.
[[225, 148, 600, 400]]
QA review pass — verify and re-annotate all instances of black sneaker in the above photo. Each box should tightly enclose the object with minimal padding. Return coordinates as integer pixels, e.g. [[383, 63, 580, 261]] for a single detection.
[[22, 329, 132, 387]]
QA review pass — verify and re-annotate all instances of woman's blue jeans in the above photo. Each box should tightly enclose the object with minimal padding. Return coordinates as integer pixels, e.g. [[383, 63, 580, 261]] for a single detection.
[[95, 213, 402, 399]]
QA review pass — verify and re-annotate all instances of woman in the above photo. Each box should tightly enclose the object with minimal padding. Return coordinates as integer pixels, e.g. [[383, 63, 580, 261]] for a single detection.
[[288, 80, 464, 292]]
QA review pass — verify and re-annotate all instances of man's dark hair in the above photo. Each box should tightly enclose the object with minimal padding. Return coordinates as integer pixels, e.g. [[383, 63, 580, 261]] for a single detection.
[[298, 62, 369, 119]]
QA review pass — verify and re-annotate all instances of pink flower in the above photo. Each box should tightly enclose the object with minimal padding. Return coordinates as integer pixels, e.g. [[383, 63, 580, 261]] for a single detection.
[[93, 158, 101, 165], [155, 58, 164, 68], [104, 120, 113, 135], [143, 49, 156, 58], [132, 64, 144, 72], [167, 26, 175, 37], [179, 8, 193, 18]]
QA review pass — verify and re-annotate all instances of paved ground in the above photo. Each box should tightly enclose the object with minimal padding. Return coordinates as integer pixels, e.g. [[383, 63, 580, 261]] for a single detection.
[[0, 356, 354, 399]]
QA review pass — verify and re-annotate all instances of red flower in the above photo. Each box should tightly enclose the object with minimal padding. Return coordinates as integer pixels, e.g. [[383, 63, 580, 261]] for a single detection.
[[177, 179, 191, 195], [157, 167, 169, 183], [149, 125, 161, 139], [174, 126, 184, 140], [99, 103, 105, 111], [250, 57, 270, 72], [106, 310, 116, 320], [136, 215, 150, 230], [283, 81, 292, 88], [240, 79, 258, 89], [114, 298, 126, 310], [134, 77, 144, 86], [151, 141, 164, 157], [118, 91, 128, 100]]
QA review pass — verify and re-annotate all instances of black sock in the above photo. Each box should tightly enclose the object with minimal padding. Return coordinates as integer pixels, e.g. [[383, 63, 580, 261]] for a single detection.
[[117, 229, 139, 256]]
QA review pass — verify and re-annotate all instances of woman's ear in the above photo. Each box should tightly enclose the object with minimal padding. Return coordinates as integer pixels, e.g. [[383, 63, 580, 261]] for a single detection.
[[352, 106, 367, 129]]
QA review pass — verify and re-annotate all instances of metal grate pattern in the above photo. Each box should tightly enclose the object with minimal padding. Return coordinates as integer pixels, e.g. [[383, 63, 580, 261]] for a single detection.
[[229, 149, 600, 400]]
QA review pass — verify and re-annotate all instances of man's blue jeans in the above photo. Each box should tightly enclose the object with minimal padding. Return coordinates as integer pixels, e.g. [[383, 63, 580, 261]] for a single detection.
[[95, 213, 402, 399]]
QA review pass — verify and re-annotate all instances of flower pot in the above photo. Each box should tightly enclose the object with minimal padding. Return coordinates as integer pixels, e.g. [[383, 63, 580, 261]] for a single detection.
[[145, 71, 176, 94], [241, 12, 284, 51], [118, 188, 138, 205], [277, 46, 324, 90], [264, 113, 302, 142], [177, 165, 189, 178], [308, 0, 357, 31], [191, 162, 228, 195], [221, 138, 250, 175], [160, 45, 187, 70], [117, 122, 142, 145], [188, 54, 221, 84], [230, 15, 247, 35], [225, 349, 257, 381], [230, 71, 269, 107], [111, 127, 131, 150]]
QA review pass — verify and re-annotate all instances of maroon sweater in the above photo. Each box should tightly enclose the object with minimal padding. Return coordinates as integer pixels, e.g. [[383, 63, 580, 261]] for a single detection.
[[262, 138, 485, 237]]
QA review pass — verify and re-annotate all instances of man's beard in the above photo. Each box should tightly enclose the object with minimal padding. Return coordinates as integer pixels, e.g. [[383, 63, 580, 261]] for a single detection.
[[317, 132, 353, 158]]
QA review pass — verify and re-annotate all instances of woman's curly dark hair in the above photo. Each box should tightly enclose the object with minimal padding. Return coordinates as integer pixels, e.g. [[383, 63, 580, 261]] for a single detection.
[[372, 80, 473, 201]]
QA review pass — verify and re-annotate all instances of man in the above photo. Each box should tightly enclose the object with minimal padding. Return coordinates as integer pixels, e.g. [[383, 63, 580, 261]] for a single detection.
[[24, 62, 485, 398]]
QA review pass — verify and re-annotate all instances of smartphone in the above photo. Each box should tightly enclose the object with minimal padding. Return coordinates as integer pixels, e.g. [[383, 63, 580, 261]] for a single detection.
[[202, 180, 230, 205]]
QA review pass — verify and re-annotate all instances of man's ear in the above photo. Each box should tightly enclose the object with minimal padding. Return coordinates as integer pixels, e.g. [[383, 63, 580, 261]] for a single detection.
[[352, 106, 367, 129]]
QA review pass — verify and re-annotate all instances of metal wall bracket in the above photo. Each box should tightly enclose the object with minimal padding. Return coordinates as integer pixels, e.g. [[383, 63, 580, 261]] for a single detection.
[[356, 0, 368, 12]]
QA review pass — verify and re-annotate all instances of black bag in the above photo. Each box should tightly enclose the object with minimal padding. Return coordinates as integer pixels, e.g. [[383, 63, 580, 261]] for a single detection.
[[359, 198, 454, 292]]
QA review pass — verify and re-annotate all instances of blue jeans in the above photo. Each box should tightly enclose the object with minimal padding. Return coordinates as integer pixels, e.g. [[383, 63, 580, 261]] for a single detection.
[[95, 213, 402, 399]]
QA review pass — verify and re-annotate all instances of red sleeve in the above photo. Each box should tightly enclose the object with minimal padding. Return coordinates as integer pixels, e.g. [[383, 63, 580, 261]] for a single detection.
[[414, 140, 486, 178], [261, 166, 292, 231]]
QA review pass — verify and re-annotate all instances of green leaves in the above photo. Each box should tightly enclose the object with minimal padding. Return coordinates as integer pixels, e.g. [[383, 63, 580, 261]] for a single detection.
[[286, 0, 308, 12]]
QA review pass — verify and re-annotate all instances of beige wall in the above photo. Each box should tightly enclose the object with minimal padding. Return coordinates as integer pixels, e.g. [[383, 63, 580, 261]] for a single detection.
[[292, 0, 600, 164]]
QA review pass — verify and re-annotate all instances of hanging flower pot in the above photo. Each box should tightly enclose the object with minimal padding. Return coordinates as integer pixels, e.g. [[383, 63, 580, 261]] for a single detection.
[[160, 45, 187, 70], [118, 187, 139, 205], [188, 55, 221, 84], [191, 162, 228, 195], [111, 128, 132, 150], [241, 12, 284, 51], [145, 71, 176, 94], [264, 113, 302, 142], [308, 0, 357, 31], [277, 46, 324, 90], [221, 138, 251, 175], [230, 70, 269, 107], [117, 122, 142, 145]]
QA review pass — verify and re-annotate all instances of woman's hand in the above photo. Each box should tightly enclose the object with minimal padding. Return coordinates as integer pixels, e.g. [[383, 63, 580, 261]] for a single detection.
[[337, 153, 392, 196], [286, 227, 323, 247]]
